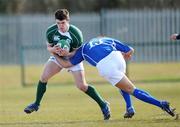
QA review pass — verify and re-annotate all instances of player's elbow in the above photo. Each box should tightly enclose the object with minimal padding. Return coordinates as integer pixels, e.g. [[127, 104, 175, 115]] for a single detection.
[[130, 47, 134, 53]]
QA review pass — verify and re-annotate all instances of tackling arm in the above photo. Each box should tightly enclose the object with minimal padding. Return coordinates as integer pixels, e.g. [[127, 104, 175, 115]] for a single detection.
[[58, 48, 78, 57], [53, 54, 74, 68]]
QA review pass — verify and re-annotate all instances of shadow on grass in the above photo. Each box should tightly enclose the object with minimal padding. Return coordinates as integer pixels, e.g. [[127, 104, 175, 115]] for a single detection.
[[0, 118, 179, 126], [23, 78, 180, 87]]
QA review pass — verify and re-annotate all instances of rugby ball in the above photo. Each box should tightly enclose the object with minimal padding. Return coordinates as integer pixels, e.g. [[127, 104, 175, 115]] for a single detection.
[[56, 39, 70, 52]]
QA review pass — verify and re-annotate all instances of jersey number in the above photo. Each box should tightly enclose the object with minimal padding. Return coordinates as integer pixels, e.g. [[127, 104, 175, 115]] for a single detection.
[[89, 38, 103, 49]]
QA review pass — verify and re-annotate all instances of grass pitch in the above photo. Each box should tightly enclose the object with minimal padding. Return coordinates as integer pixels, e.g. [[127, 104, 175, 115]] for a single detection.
[[0, 63, 180, 127]]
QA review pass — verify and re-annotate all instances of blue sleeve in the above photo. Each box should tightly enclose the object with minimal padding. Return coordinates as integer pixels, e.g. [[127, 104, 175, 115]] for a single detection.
[[69, 46, 84, 65], [113, 39, 132, 53]]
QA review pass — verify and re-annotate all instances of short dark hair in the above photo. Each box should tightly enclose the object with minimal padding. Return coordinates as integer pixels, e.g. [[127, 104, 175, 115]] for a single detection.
[[55, 9, 69, 21]]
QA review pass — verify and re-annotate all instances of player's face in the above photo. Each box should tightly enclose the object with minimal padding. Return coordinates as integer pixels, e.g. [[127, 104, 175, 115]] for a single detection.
[[56, 19, 69, 33]]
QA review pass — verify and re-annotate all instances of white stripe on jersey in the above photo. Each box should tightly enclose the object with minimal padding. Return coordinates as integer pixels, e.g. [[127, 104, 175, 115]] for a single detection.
[[58, 30, 72, 40], [69, 31, 80, 47]]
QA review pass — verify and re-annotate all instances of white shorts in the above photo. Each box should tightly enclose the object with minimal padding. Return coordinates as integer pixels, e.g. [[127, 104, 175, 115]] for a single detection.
[[48, 56, 84, 72], [96, 51, 126, 86]]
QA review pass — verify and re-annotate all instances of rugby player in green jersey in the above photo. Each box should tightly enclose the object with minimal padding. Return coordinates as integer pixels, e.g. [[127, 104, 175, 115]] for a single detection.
[[24, 9, 110, 120]]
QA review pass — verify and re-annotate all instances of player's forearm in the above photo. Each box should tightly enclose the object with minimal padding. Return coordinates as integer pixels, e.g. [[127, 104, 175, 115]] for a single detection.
[[53, 54, 73, 68], [67, 49, 77, 57], [47, 43, 55, 53], [47, 46, 54, 54], [47, 42, 61, 55], [128, 47, 134, 54]]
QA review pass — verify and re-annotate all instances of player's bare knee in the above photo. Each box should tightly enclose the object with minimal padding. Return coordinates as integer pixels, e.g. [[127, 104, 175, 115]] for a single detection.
[[124, 86, 134, 94]]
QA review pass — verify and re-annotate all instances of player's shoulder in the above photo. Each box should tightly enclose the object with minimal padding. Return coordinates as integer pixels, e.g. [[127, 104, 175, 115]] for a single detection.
[[69, 24, 82, 34], [46, 24, 58, 36], [69, 24, 83, 44]]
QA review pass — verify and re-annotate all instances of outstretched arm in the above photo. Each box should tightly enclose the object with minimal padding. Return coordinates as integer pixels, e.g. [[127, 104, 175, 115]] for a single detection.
[[53, 54, 74, 68], [170, 33, 180, 40], [54, 46, 84, 68], [58, 48, 78, 57], [113, 39, 134, 60], [121, 47, 134, 60]]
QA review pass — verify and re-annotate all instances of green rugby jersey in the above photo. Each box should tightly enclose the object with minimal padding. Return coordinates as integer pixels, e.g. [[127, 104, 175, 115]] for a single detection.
[[46, 24, 83, 52]]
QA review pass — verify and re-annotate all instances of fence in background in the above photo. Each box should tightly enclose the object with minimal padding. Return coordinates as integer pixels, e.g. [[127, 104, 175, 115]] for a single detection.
[[0, 9, 180, 65]]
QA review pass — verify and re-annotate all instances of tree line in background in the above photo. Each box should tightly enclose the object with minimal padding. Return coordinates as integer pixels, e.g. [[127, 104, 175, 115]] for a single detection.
[[0, 0, 180, 14]]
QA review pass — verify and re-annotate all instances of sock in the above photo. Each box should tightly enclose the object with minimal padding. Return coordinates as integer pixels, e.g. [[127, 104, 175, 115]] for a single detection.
[[120, 89, 133, 110], [85, 85, 106, 109], [133, 88, 161, 108], [34, 81, 47, 106]]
